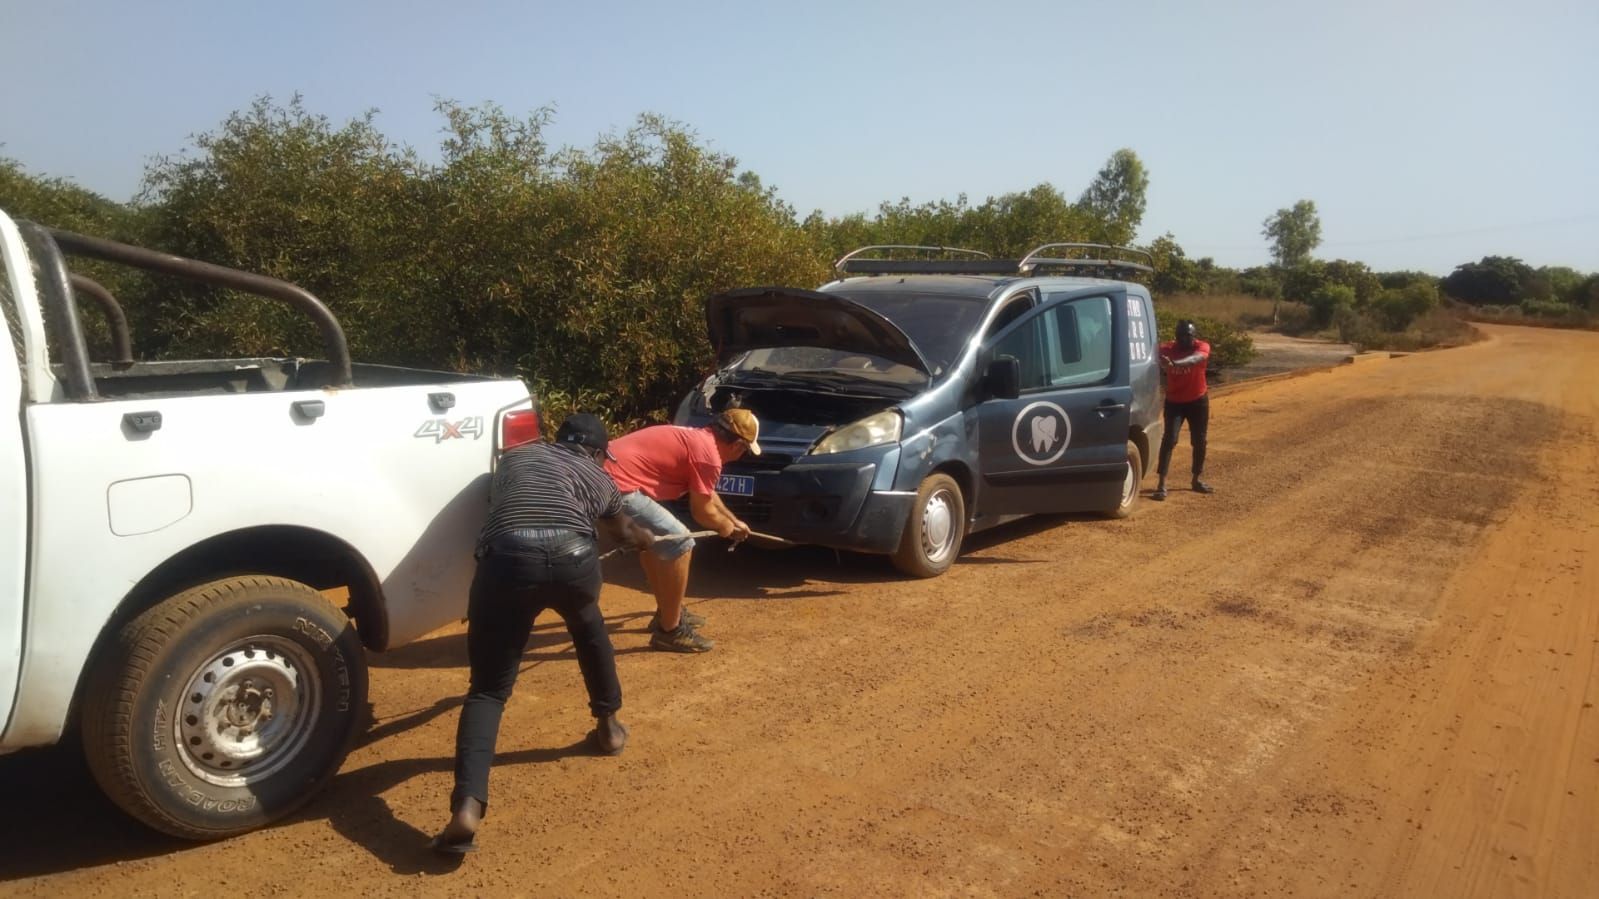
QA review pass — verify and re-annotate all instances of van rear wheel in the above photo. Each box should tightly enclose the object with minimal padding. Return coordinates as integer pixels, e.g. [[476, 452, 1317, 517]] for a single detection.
[[890, 473, 965, 578], [81, 576, 368, 840]]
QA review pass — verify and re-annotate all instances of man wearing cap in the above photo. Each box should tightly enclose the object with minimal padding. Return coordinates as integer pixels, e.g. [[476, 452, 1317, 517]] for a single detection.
[[1153, 320, 1216, 501], [432, 413, 646, 854], [603, 409, 760, 653]]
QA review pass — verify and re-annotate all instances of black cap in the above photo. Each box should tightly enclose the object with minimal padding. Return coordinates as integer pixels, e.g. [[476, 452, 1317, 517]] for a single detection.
[[1176, 320, 1199, 340], [555, 413, 615, 461]]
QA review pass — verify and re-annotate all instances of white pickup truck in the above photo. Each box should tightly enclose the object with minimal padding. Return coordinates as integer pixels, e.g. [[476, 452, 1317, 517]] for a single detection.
[[0, 208, 537, 839]]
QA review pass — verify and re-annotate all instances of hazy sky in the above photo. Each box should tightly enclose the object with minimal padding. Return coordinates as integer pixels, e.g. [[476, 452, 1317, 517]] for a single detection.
[[2, 0, 1595, 274]]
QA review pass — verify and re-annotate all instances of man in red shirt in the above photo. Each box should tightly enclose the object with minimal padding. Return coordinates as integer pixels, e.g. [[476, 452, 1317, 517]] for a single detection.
[[604, 409, 758, 652], [1153, 320, 1216, 501]]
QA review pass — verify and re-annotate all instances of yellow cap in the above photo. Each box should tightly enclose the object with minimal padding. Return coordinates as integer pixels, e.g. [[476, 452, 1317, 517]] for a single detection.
[[716, 408, 762, 455]]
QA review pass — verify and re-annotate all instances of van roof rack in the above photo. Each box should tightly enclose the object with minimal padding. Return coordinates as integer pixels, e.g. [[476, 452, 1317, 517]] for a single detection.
[[834, 242, 1153, 277], [832, 245, 991, 275]]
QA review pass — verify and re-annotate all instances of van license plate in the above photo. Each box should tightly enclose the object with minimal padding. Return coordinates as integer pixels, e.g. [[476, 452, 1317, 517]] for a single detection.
[[717, 475, 755, 496]]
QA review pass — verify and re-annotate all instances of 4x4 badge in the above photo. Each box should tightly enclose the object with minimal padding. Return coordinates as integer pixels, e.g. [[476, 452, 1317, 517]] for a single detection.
[[1012, 401, 1071, 466], [415, 416, 485, 442]]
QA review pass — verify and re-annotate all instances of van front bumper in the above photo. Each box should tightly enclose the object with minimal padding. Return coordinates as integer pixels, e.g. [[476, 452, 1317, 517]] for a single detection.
[[707, 459, 914, 555]]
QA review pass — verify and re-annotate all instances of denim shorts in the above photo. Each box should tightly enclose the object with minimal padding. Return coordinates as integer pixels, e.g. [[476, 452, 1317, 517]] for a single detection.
[[619, 491, 696, 560]]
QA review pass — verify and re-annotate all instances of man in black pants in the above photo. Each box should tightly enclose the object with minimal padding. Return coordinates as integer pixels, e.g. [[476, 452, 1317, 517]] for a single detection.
[[1153, 320, 1216, 501], [431, 413, 646, 854]]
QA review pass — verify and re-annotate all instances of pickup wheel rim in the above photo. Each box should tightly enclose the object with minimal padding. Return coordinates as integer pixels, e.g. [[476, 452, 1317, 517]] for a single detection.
[[174, 636, 321, 788], [921, 488, 957, 564], [1121, 459, 1138, 507]]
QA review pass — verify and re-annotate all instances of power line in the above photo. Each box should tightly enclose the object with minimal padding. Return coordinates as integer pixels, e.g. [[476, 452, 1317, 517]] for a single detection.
[[1320, 214, 1599, 247], [1180, 214, 1599, 253]]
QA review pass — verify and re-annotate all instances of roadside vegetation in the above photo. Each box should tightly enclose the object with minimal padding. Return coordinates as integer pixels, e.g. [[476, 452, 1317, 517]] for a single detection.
[[3, 97, 1593, 425]]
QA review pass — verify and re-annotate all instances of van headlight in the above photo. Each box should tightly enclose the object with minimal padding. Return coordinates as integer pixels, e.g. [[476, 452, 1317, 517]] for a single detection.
[[811, 410, 902, 455]]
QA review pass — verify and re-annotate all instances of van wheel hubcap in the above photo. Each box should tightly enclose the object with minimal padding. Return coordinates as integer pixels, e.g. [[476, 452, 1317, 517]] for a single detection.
[[921, 489, 957, 563], [1121, 461, 1137, 506]]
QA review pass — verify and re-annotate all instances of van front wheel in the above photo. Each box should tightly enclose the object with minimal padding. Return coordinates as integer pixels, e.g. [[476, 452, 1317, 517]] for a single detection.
[[890, 473, 965, 578]]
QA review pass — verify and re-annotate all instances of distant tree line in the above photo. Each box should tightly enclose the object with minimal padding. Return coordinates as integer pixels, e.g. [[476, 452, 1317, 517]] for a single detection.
[[1, 98, 1591, 424]]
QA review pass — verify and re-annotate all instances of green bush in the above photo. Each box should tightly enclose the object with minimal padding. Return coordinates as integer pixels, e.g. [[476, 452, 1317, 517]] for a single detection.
[[1520, 298, 1576, 318], [1371, 281, 1439, 330], [1334, 307, 1382, 351], [128, 100, 829, 429], [1154, 307, 1255, 368], [1307, 283, 1356, 327], [1238, 267, 1282, 299]]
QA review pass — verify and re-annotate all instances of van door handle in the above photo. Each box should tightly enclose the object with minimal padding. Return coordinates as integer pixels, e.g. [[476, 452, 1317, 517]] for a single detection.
[[1095, 401, 1127, 418]]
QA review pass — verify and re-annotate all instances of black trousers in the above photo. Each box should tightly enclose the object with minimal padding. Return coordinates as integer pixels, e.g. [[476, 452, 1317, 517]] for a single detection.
[[452, 528, 620, 811], [1157, 394, 1210, 479]]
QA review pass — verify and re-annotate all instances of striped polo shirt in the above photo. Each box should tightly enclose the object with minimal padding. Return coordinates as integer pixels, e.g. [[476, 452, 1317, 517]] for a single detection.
[[477, 442, 624, 551]]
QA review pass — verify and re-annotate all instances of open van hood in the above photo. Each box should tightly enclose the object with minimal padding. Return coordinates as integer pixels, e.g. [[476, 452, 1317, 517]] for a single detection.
[[706, 287, 932, 374]]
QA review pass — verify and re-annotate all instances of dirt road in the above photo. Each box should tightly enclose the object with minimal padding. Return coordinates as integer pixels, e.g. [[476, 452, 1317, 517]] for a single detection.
[[2, 324, 1595, 897]]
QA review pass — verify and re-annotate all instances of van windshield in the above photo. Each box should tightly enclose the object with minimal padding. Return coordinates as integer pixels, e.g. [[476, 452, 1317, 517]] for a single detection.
[[833, 290, 987, 376], [725, 347, 925, 397]]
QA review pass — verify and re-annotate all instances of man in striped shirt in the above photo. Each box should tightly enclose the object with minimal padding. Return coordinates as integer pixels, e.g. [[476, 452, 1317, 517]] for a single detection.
[[432, 413, 645, 854]]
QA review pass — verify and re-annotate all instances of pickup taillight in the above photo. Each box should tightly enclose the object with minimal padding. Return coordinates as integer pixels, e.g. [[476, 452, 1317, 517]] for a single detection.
[[501, 409, 540, 450]]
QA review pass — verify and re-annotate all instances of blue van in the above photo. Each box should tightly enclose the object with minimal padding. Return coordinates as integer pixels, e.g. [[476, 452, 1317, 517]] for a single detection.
[[673, 245, 1165, 577]]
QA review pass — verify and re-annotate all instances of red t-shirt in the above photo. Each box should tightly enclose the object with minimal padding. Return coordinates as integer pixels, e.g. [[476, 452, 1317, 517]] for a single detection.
[[603, 425, 722, 501], [1159, 339, 1211, 403]]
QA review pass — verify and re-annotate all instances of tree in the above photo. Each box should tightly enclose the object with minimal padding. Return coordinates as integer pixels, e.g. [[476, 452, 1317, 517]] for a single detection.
[[1076, 149, 1148, 247], [1372, 281, 1438, 330], [1536, 265, 1587, 305], [1261, 200, 1322, 323], [1262, 200, 1322, 269], [1440, 256, 1534, 305], [0, 156, 151, 359], [1377, 270, 1437, 291], [1575, 274, 1599, 312], [1281, 260, 1328, 303], [1145, 232, 1200, 294], [1238, 266, 1282, 299], [961, 184, 1091, 257], [1321, 259, 1381, 305], [1307, 283, 1355, 327]]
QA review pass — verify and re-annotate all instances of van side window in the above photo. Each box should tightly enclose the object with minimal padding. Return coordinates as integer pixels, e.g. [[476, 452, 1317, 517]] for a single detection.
[[986, 293, 1035, 338], [991, 314, 1050, 391], [1044, 296, 1113, 388]]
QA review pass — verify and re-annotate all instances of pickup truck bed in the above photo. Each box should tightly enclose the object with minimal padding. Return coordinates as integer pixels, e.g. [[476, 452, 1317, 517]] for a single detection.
[[1, 211, 536, 839]]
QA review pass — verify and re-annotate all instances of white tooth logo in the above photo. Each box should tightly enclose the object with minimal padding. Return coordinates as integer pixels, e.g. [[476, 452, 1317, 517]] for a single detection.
[[1031, 416, 1058, 453], [1011, 401, 1071, 466]]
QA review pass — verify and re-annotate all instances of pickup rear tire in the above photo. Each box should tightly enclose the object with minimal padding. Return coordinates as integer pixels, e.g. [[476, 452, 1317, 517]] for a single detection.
[[1102, 440, 1144, 520], [81, 576, 368, 840], [890, 473, 965, 578]]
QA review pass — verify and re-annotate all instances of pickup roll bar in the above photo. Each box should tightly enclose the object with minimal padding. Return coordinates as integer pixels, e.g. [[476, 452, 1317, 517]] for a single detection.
[[17, 223, 98, 400], [45, 227, 355, 388], [68, 275, 135, 367]]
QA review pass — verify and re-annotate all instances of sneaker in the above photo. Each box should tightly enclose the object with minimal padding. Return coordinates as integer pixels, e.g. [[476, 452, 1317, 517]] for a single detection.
[[1151, 487, 1168, 502], [648, 608, 705, 631], [650, 621, 715, 653], [1191, 480, 1215, 495]]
